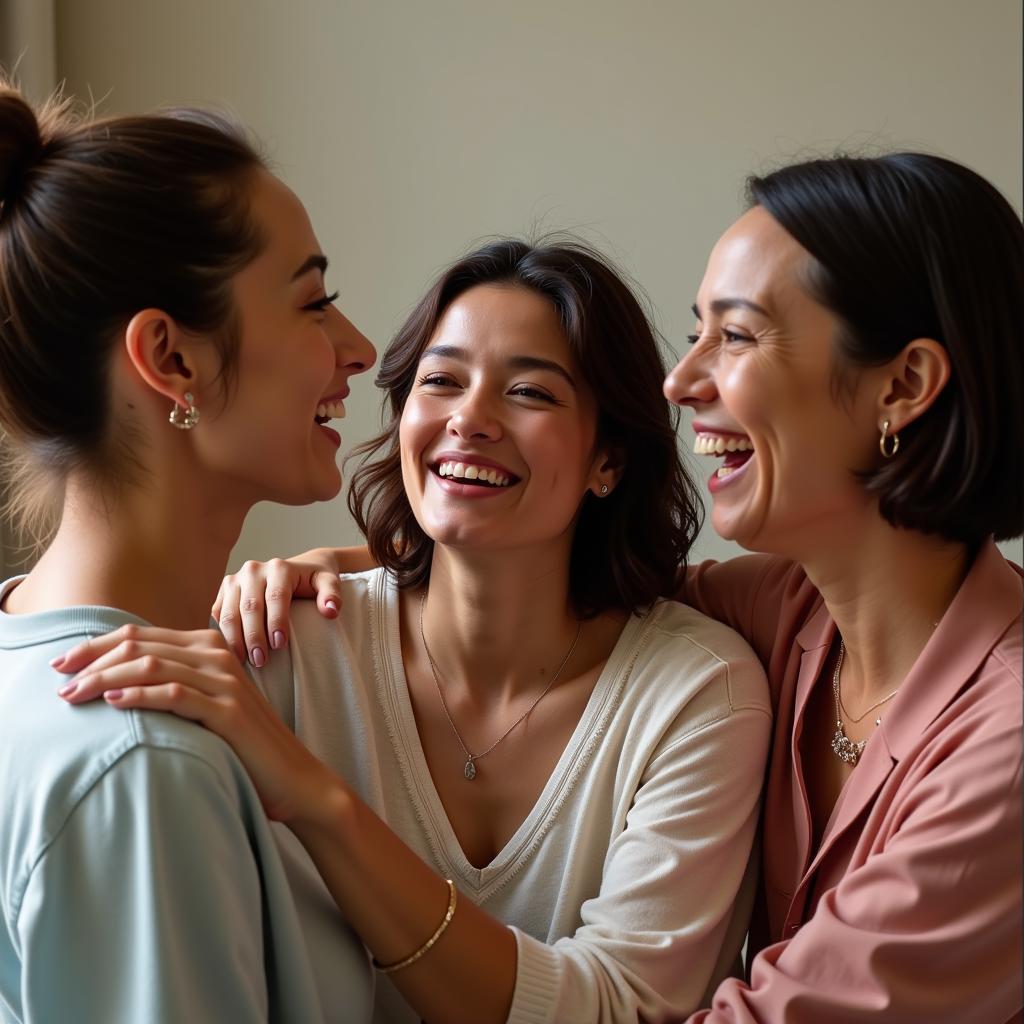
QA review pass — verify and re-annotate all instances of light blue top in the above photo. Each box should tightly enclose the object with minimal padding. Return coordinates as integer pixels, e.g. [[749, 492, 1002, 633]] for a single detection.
[[0, 577, 373, 1023]]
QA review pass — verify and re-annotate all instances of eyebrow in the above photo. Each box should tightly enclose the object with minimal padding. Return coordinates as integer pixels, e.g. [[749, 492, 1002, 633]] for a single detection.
[[691, 298, 770, 320], [291, 254, 329, 282], [421, 344, 577, 389]]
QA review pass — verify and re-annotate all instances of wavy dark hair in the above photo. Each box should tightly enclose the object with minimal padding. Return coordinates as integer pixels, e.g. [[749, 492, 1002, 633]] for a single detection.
[[347, 238, 702, 616], [748, 153, 1024, 544]]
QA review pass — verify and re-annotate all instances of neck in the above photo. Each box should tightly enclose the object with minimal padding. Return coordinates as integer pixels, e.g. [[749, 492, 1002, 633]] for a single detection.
[[6, 470, 248, 630], [800, 515, 970, 705], [419, 541, 580, 703]]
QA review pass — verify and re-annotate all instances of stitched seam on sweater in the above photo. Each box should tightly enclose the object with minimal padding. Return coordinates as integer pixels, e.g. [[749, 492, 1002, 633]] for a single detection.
[[12, 744, 235, 932]]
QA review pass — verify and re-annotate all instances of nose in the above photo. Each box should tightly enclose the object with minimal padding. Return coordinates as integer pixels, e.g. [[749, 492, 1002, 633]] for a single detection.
[[663, 342, 717, 408], [327, 306, 376, 376], [447, 386, 502, 442]]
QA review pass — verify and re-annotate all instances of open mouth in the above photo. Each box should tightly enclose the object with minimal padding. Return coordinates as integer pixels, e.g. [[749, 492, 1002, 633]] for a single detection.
[[314, 399, 346, 425], [434, 460, 518, 488], [693, 433, 755, 480]]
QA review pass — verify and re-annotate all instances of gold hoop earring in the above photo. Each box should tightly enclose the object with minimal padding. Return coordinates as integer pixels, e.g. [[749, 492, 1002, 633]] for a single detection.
[[169, 392, 199, 430], [879, 420, 899, 458]]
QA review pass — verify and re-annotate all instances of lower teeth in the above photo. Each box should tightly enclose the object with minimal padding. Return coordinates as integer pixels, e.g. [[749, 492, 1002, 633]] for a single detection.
[[716, 467, 735, 479]]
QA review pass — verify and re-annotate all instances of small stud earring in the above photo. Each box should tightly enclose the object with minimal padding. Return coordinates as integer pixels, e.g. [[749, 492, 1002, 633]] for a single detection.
[[599, 484, 609, 495], [169, 392, 199, 430]]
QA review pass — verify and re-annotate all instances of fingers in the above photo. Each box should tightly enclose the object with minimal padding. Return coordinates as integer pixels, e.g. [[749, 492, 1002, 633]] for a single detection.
[[52, 623, 223, 674], [59, 648, 242, 704], [264, 558, 300, 652], [311, 570, 344, 618], [215, 575, 247, 662]]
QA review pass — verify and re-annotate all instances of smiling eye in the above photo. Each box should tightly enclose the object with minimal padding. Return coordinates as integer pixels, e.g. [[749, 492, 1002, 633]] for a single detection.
[[416, 373, 459, 388], [722, 328, 754, 343], [509, 384, 562, 405]]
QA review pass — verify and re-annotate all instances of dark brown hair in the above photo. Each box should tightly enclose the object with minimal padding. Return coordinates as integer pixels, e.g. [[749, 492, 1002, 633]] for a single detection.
[[748, 153, 1024, 544], [0, 79, 266, 541], [347, 238, 703, 616]]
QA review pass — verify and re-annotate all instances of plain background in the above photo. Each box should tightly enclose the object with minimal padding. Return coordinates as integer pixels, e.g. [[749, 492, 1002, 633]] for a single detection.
[[2, 0, 1022, 570]]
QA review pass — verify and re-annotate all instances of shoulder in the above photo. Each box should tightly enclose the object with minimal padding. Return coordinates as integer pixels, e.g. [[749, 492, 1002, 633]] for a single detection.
[[625, 599, 772, 721]]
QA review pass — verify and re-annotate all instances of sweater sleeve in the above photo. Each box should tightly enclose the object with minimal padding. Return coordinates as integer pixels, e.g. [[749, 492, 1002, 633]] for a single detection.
[[506, 653, 772, 1024], [687, 706, 1024, 1023], [15, 743, 310, 1024]]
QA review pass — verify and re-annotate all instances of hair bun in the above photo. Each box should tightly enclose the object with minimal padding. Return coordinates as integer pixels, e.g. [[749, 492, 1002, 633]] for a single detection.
[[0, 86, 45, 205]]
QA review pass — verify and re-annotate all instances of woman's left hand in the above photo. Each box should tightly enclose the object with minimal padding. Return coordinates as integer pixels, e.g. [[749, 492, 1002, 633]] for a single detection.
[[54, 624, 337, 825]]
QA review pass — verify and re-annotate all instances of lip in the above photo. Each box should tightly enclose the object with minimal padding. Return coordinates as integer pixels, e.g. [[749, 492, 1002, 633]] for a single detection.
[[318, 387, 350, 403], [707, 450, 754, 494], [316, 423, 342, 448], [691, 421, 749, 439]]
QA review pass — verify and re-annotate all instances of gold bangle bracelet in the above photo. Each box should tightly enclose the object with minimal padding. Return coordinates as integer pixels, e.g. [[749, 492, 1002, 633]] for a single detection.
[[373, 878, 457, 975]]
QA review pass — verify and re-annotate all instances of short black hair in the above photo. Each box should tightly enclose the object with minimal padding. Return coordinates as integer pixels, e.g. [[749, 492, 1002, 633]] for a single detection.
[[347, 237, 703, 616], [748, 153, 1024, 544]]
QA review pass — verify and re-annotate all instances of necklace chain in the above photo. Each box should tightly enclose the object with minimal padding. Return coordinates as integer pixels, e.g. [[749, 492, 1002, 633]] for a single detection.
[[418, 591, 582, 781], [830, 639, 900, 766]]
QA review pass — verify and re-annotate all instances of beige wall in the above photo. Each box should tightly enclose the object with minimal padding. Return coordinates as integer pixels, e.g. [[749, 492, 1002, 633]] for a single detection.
[[39, 1, 1024, 566]]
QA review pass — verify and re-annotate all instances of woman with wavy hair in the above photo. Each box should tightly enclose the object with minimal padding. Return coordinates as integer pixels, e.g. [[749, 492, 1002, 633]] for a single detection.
[[60, 238, 771, 1023]]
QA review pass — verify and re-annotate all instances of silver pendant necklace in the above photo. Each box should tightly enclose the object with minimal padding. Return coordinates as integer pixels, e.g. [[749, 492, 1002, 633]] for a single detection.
[[418, 592, 582, 781]]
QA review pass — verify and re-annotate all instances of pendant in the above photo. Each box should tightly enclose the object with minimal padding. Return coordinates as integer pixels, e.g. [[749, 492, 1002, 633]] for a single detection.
[[831, 722, 866, 766], [463, 759, 477, 781]]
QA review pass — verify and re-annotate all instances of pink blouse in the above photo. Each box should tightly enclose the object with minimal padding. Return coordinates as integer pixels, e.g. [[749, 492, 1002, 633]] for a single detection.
[[683, 540, 1023, 1023]]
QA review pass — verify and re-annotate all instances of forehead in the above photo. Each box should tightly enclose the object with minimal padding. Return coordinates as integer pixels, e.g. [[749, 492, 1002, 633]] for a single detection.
[[698, 206, 810, 313], [243, 170, 321, 278], [428, 284, 570, 358]]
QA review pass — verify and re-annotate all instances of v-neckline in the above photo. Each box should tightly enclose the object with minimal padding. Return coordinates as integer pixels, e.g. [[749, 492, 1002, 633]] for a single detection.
[[371, 572, 651, 897]]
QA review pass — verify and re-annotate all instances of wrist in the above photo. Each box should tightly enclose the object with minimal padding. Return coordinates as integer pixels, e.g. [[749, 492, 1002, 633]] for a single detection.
[[290, 770, 357, 842]]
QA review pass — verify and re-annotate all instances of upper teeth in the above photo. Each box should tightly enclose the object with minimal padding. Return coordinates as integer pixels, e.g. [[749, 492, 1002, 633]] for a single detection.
[[437, 461, 511, 486], [692, 434, 754, 456], [316, 400, 346, 420]]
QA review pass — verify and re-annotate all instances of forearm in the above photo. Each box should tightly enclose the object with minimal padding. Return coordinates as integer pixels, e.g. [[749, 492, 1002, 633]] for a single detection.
[[331, 545, 377, 573], [293, 782, 517, 1024]]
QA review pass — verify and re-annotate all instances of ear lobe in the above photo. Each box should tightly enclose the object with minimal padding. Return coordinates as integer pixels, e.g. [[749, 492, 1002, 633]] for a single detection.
[[123, 309, 198, 405], [878, 338, 950, 432]]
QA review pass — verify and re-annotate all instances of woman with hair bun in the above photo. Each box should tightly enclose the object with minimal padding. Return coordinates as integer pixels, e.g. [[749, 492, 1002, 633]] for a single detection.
[[0, 79, 375, 1022]]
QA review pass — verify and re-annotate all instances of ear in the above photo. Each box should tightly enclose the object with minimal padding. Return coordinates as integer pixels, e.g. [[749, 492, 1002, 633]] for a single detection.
[[876, 337, 951, 433], [587, 445, 626, 498], [122, 309, 201, 407]]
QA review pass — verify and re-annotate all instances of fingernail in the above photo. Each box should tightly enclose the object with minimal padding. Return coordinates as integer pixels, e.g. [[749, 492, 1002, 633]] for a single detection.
[[104, 689, 124, 701], [57, 682, 77, 697], [271, 630, 286, 650], [50, 654, 67, 668], [324, 599, 338, 614], [250, 646, 265, 668]]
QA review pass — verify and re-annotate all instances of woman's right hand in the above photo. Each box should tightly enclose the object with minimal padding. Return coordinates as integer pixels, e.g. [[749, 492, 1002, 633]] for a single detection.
[[213, 547, 353, 666]]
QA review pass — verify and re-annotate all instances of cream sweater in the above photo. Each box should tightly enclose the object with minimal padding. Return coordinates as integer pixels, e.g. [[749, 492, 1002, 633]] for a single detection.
[[256, 569, 771, 1024]]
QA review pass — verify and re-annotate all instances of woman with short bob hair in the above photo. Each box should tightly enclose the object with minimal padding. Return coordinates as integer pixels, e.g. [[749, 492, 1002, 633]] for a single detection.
[[670, 151, 1023, 1021], [62, 237, 772, 1023], [0, 78, 376, 1022]]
